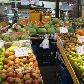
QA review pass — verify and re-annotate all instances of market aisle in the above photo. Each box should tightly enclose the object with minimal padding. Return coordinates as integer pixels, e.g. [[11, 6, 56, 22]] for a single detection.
[[40, 65, 56, 84]]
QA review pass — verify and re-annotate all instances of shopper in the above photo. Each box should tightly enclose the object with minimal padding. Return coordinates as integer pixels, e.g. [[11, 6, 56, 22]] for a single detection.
[[12, 9, 19, 24]]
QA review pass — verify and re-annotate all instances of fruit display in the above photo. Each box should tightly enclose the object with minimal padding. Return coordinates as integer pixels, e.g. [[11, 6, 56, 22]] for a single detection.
[[76, 29, 84, 36], [58, 32, 84, 82], [0, 45, 43, 84], [16, 18, 64, 35], [17, 19, 29, 26], [0, 22, 8, 28], [0, 48, 4, 70], [0, 31, 30, 42], [73, 17, 84, 27]]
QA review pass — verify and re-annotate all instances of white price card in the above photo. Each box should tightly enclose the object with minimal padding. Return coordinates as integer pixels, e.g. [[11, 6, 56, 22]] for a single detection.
[[76, 45, 84, 55], [78, 36, 84, 43], [19, 40, 31, 48], [60, 27, 68, 33], [15, 47, 28, 57]]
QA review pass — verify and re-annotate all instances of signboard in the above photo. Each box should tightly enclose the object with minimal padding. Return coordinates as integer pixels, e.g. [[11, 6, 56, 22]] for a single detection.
[[15, 47, 28, 57], [60, 27, 68, 33], [30, 0, 39, 5], [21, 0, 39, 5], [78, 36, 84, 43], [76, 45, 84, 55], [21, 0, 29, 5]]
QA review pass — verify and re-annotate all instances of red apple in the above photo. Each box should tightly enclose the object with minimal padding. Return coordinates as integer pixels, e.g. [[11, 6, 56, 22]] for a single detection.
[[3, 82, 9, 84], [6, 77, 14, 83], [33, 79, 39, 84]]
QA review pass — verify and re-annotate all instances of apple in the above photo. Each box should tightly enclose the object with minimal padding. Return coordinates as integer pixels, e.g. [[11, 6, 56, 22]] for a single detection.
[[24, 73, 31, 80], [70, 51, 76, 56], [0, 65, 3, 70], [16, 73, 23, 79], [32, 73, 40, 79], [0, 57, 4, 62], [15, 78, 21, 84], [3, 82, 9, 84], [0, 48, 3, 55], [0, 62, 3, 65], [7, 60, 14, 66], [25, 79, 33, 84], [1, 73, 6, 79], [3, 58, 9, 64], [8, 55, 15, 61], [82, 56, 84, 61], [7, 72, 14, 77], [33, 79, 39, 84], [79, 65, 84, 72], [7, 77, 14, 83]]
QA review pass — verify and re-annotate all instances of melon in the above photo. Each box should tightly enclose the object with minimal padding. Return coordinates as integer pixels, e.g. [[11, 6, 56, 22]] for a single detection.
[[44, 24, 51, 29], [68, 27, 74, 33], [37, 28, 47, 34], [28, 28, 37, 35], [47, 28, 55, 34]]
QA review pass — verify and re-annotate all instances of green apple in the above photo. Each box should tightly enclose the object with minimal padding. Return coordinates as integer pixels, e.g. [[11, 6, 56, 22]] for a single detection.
[[0, 48, 3, 55], [0, 78, 2, 83], [82, 56, 84, 61], [0, 62, 3, 65], [0, 57, 4, 62], [0, 65, 3, 70], [79, 65, 84, 73], [70, 51, 76, 56]]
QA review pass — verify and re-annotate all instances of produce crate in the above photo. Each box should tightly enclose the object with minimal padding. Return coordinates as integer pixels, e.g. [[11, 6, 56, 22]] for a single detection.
[[56, 36, 80, 84]]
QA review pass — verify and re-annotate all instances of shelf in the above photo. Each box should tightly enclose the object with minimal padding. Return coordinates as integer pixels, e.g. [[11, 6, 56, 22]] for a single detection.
[[57, 36, 80, 84]]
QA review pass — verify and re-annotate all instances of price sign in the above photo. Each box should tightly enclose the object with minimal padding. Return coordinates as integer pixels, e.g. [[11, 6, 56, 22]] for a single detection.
[[15, 47, 28, 57], [78, 36, 84, 43], [76, 45, 84, 55], [60, 27, 68, 33], [21, 0, 29, 5], [19, 40, 31, 48]]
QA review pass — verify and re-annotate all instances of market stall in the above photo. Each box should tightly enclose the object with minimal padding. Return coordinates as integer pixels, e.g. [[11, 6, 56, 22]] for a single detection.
[[56, 29, 84, 84], [0, 40, 44, 84]]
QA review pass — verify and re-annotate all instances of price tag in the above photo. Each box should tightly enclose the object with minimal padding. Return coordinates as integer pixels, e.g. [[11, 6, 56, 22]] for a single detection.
[[15, 47, 28, 57], [19, 40, 31, 48], [78, 36, 84, 43], [76, 45, 84, 55], [60, 27, 68, 33]]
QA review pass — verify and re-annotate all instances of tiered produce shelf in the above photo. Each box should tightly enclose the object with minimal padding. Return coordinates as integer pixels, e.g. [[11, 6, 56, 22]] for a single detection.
[[57, 36, 80, 84]]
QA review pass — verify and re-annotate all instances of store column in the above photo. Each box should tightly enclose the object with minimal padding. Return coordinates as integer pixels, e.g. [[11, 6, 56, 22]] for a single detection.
[[82, 0, 84, 17], [56, 0, 59, 18]]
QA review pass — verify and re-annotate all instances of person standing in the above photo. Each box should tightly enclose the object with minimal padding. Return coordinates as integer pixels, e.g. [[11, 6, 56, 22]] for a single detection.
[[12, 9, 19, 24]]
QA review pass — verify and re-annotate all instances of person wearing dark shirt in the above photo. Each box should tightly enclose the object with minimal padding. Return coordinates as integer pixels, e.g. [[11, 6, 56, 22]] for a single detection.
[[12, 10, 19, 24]]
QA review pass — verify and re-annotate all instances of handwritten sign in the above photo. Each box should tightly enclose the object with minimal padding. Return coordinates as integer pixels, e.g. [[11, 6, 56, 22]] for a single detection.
[[78, 36, 84, 43], [60, 27, 68, 33], [15, 47, 28, 57], [76, 45, 84, 55]]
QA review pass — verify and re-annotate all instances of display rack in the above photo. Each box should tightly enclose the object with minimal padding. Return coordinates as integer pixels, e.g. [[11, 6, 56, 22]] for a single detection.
[[56, 36, 80, 84]]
